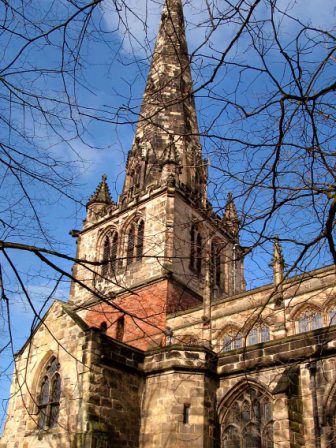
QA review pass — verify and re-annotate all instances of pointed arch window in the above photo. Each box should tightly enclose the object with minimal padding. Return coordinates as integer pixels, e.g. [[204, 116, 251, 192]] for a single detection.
[[37, 356, 61, 430], [126, 219, 145, 265], [248, 325, 271, 346], [296, 307, 323, 334], [136, 220, 145, 261], [221, 388, 273, 448], [102, 236, 110, 276], [211, 241, 221, 289], [101, 230, 119, 276], [190, 223, 203, 274], [127, 225, 135, 265], [222, 327, 242, 352]]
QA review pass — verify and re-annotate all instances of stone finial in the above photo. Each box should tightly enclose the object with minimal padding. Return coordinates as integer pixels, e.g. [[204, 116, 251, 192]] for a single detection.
[[224, 192, 239, 236], [87, 175, 113, 207], [161, 135, 180, 165]]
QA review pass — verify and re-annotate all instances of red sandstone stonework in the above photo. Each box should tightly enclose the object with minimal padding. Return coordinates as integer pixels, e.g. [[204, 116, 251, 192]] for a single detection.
[[84, 279, 201, 350]]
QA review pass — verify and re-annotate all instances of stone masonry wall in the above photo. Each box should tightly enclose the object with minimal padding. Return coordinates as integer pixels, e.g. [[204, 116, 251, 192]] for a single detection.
[[1, 301, 88, 448], [140, 345, 218, 448], [80, 329, 144, 448]]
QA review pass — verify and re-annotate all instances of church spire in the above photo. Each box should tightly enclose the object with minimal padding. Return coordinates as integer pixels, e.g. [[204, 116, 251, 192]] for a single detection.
[[121, 0, 206, 202]]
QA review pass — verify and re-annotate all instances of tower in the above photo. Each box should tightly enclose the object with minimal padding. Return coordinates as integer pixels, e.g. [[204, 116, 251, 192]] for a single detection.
[[70, 0, 245, 349]]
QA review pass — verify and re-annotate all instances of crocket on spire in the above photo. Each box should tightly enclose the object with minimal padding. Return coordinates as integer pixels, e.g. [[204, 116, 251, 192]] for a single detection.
[[122, 0, 207, 200]]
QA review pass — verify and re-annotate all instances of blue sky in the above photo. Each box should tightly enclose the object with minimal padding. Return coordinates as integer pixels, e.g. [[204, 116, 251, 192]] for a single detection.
[[1, 0, 335, 432]]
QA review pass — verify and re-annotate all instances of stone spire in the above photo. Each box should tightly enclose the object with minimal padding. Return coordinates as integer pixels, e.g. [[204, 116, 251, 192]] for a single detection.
[[224, 193, 239, 236], [87, 175, 113, 207], [121, 0, 207, 201]]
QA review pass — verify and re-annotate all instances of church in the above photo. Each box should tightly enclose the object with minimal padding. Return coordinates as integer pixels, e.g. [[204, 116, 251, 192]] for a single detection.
[[2, 0, 336, 447]]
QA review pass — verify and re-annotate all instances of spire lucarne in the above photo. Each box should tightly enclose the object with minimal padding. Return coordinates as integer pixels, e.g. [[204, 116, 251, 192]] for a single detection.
[[121, 0, 207, 203]]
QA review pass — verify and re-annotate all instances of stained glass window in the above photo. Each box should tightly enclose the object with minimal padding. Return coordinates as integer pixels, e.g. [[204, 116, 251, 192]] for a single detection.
[[37, 357, 61, 430], [221, 388, 273, 448]]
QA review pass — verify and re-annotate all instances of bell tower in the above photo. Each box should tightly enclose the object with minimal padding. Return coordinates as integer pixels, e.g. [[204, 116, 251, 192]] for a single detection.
[[69, 0, 245, 349]]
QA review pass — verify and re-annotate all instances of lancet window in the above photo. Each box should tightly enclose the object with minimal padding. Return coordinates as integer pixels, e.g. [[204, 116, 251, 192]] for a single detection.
[[190, 223, 203, 274], [210, 240, 221, 288], [37, 356, 61, 430], [296, 307, 323, 333], [221, 388, 273, 448], [101, 230, 118, 275], [126, 219, 145, 265]]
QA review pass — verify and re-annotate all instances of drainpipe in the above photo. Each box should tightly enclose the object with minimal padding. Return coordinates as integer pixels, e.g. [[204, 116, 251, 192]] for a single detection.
[[308, 362, 321, 448]]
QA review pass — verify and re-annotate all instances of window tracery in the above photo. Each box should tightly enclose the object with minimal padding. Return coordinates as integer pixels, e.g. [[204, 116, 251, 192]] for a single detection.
[[210, 240, 221, 289], [296, 307, 323, 333], [222, 328, 243, 352], [126, 219, 145, 265], [190, 223, 202, 274], [221, 388, 273, 448], [37, 356, 61, 430], [248, 326, 270, 346], [101, 229, 118, 275]]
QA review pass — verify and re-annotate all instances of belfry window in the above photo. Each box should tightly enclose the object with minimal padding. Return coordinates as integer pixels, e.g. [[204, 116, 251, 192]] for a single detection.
[[296, 307, 323, 333], [221, 388, 273, 448], [127, 220, 145, 265], [37, 356, 61, 430], [190, 223, 203, 274], [210, 241, 221, 288], [101, 230, 118, 275]]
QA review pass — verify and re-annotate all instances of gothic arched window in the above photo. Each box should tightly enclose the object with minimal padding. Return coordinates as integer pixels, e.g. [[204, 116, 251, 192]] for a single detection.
[[190, 223, 203, 274], [111, 231, 118, 272], [126, 219, 145, 265], [127, 224, 136, 265], [101, 230, 118, 276], [221, 388, 273, 448], [102, 236, 110, 276], [248, 326, 270, 346], [222, 327, 242, 352], [136, 220, 145, 261], [37, 356, 61, 430], [211, 241, 221, 289], [296, 307, 323, 333]]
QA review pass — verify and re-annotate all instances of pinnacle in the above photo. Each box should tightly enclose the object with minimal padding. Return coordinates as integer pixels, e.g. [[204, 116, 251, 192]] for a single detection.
[[273, 236, 284, 265], [224, 192, 239, 222], [87, 174, 113, 207]]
